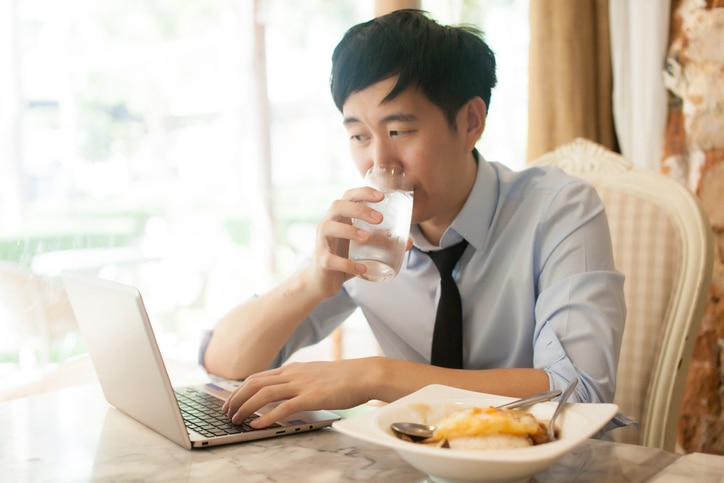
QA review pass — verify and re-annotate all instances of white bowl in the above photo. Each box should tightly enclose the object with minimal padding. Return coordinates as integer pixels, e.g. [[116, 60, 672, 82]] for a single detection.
[[333, 384, 618, 483]]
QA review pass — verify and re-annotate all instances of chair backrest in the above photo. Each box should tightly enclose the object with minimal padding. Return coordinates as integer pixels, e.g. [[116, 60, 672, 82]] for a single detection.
[[0, 262, 77, 370], [530, 138, 713, 451]]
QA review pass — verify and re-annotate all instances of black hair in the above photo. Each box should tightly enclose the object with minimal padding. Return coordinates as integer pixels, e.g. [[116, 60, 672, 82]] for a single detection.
[[330, 9, 497, 128]]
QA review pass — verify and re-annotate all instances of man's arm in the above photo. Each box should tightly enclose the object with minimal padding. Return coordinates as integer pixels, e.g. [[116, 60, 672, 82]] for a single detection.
[[203, 269, 327, 379], [223, 357, 551, 428], [373, 360, 550, 402], [203, 185, 386, 379], [532, 178, 626, 404]]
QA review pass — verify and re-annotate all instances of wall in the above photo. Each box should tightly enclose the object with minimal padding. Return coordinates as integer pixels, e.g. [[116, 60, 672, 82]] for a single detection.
[[662, 0, 724, 455]]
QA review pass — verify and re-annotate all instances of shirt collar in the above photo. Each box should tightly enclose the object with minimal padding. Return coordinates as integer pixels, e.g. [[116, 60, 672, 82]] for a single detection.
[[410, 150, 499, 253]]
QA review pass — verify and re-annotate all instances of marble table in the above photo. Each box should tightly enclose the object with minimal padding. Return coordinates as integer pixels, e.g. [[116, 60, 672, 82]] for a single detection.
[[3, 360, 724, 482]]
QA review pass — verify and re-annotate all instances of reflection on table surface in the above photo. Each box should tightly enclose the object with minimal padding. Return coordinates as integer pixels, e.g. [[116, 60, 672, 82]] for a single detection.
[[2, 358, 724, 482]]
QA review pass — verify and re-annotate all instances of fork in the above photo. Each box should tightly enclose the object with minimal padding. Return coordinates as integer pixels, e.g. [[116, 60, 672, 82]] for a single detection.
[[547, 378, 579, 441]]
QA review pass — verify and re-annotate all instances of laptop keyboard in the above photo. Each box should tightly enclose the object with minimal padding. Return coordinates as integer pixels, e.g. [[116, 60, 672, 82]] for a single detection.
[[175, 387, 281, 438]]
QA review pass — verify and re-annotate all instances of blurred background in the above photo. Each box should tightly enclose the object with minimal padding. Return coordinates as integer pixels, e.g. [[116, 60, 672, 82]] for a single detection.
[[0, 0, 528, 391]]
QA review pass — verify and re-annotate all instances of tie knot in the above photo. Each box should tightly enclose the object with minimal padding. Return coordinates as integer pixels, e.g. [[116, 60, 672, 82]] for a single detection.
[[426, 240, 468, 277]]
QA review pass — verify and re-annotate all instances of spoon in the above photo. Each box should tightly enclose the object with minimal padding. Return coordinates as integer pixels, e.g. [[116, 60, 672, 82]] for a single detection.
[[546, 377, 578, 441], [390, 388, 563, 441]]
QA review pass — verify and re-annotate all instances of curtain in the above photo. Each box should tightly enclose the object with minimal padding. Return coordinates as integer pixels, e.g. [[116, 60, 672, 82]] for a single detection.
[[527, 0, 617, 161], [609, 0, 671, 171]]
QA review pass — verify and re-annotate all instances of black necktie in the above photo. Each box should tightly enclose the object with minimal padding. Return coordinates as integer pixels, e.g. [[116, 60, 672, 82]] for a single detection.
[[426, 240, 468, 369]]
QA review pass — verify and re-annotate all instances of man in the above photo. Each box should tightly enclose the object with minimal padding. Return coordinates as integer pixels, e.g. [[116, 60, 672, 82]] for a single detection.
[[202, 10, 625, 429]]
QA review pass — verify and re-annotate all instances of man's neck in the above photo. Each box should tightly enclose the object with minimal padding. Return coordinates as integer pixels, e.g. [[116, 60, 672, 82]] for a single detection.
[[418, 151, 479, 246]]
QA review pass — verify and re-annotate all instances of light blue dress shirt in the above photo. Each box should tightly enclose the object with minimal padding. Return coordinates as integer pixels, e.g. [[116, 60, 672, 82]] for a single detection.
[[270, 156, 626, 405]]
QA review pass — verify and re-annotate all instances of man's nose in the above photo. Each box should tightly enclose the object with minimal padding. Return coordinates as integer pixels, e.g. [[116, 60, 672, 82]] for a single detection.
[[371, 139, 400, 169]]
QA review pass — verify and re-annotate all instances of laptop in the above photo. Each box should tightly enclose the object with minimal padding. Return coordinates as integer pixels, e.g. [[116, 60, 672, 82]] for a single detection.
[[62, 270, 340, 449]]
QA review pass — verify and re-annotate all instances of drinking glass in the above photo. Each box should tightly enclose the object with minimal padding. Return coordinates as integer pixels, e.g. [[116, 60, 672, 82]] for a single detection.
[[348, 165, 414, 282]]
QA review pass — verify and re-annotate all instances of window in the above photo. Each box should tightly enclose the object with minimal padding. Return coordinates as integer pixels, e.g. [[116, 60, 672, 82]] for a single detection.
[[0, 0, 527, 388]]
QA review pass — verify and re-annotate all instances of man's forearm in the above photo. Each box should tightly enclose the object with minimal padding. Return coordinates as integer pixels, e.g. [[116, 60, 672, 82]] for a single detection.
[[371, 358, 551, 403], [203, 271, 326, 379]]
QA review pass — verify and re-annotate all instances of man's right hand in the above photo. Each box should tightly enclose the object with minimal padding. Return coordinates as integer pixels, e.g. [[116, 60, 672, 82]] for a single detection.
[[302, 185, 385, 298]]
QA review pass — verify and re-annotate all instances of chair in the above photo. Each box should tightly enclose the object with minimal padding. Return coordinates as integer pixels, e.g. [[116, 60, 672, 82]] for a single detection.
[[0, 262, 78, 372], [531, 138, 713, 451]]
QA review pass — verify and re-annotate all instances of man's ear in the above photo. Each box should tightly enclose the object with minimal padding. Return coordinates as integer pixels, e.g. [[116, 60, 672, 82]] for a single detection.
[[463, 97, 487, 151]]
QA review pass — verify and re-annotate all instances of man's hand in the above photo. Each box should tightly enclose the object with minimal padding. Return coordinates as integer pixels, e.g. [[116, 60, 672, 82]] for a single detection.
[[303, 186, 385, 298], [222, 358, 379, 428]]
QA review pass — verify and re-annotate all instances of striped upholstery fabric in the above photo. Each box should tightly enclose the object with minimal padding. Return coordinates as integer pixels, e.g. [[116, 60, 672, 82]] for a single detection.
[[531, 138, 713, 451], [597, 187, 680, 445]]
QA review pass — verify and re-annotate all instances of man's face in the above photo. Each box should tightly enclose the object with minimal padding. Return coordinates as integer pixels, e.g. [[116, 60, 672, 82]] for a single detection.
[[342, 77, 478, 231]]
